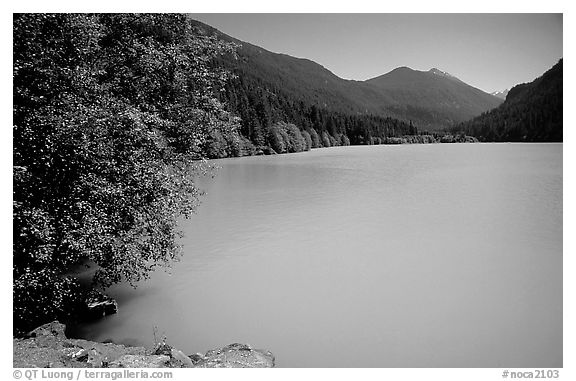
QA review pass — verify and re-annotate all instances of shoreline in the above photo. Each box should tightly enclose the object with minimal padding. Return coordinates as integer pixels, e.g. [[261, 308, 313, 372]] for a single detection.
[[13, 321, 275, 368]]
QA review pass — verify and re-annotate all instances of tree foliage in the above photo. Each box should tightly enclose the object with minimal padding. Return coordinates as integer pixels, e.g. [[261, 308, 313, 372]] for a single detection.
[[266, 121, 310, 154], [220, 72, 418, 148], [13, 13, 238, 333]]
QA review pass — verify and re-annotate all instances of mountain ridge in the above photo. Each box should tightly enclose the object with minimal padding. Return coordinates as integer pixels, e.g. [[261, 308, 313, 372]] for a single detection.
[[454, 59, 562, 142], [365, 66, 503, 123], [189, 19, 503, 130]]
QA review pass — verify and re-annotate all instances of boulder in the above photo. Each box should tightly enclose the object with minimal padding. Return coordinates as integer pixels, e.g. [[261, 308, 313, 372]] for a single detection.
[[83, 290, 118, 320], [151, 341, 193, 368], [194, 343, 274, 368], [188, 353, 205, 365], [151, 342, 172, 357], [71, 348, 106, 367], [28, 321, 67, 339], [171, 348, 194, 367], [13, 321, 147, 368]]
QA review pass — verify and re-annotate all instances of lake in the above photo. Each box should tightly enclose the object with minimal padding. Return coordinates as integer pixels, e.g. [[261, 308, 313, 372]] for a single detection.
[[70, 143, 562, 367]]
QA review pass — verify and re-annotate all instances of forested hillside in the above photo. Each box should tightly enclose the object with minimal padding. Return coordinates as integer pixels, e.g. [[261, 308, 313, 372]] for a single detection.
[[189, 19, 495, 148], [366, 67, 502, 125], [452, 60, 563, 142], [220, 72, 418, 147]]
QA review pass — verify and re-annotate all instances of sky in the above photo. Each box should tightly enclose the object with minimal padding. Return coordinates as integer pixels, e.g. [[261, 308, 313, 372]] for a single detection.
[[190, 13, 563, 93]]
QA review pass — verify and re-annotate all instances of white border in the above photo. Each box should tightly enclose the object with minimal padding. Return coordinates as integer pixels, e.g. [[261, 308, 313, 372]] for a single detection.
[[2, 3, 572, 380]]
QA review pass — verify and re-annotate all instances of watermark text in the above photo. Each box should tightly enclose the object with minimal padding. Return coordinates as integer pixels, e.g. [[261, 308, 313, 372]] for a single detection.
[[502, 369, 560, 379], [13, 369, 173, 381]]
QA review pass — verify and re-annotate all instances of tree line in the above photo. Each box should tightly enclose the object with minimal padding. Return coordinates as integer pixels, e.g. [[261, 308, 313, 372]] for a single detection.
[[216, 67, 421, 152]]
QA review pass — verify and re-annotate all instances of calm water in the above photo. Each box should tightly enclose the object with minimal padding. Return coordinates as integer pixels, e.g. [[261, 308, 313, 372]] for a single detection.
[[72, 143, 562, 367]]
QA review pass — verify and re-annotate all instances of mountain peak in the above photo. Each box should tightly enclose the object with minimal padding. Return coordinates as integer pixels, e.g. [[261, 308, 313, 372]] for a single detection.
[[490, 89, 509, 100], [390, 66, 414, 72], [429, 68, 454, 78]]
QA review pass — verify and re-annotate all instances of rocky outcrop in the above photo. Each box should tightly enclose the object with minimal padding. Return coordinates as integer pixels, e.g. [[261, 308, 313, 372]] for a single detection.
[[13, 321, 146, 368], [82, 290, 118, 320], [193, 343, 275, 368], [13, 321, 274, 368]]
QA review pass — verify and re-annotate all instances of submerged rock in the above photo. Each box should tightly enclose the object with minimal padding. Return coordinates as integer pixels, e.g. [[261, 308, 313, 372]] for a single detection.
[[83, 290, 118, 320]]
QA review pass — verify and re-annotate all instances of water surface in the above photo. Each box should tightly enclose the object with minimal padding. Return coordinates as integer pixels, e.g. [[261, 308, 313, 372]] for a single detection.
[[72, 143, 562, 367]]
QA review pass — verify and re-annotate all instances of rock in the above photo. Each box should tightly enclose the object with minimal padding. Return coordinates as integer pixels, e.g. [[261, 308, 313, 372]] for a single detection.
[[109, 355, 170, 368], [14, 321, 275, 368], [72, 348, 105, 367], [224, 343, 252, 351], [25, 321, 68, 350], [14, 321, 148, 368], [188, 353, 205, 365], [150, 342, 193, 368], [27, 321, 67, 341], [28, 321, 67, 339], [87, 349, 107, 368], [152, 342, 172, 357], [194, 343, 274, 368], [171, 348, 194, 367], [72, 348, 89, 362], [83, 290, 118, 320]]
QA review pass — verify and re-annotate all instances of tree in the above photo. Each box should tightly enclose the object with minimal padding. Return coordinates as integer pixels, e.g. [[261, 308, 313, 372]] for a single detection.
[[267, 122, 287, 153], [340, 134, 351, 146], [321, 131, 332, 147], [307, 128, 320, 148], [13, 13, 238, 334], [301, 130, 312, 151], [284, 123, 305, 152]]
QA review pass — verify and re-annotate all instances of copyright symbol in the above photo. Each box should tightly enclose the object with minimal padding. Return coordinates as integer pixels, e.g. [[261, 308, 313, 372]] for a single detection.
[[13, 370, 22, 379]]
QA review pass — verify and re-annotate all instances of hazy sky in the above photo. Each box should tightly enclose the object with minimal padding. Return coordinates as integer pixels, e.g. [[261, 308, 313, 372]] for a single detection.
[[190, 14, 562, 93]]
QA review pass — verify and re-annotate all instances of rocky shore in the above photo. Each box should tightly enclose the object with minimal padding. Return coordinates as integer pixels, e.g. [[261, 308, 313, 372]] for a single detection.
[[13, 321, 274, 368]]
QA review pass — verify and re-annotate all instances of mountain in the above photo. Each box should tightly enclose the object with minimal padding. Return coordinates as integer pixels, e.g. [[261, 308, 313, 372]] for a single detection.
[[366, 67, 503, 126], [453, 59, 562, 142], [490, 89, 509, 100], [189, 19, 502, 133]]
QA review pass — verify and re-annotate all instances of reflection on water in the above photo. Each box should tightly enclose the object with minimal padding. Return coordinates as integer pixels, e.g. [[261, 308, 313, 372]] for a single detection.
[[71, 143, 562, 367]]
